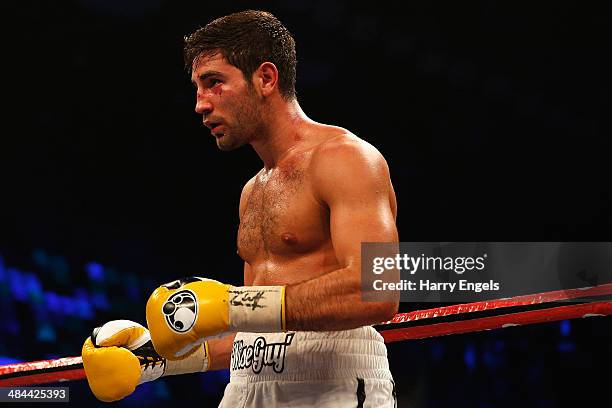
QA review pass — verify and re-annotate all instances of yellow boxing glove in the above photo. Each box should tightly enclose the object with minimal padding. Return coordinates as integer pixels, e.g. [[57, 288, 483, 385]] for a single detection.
[[146, 277, 285, 359], [82, 320, 210, 402]]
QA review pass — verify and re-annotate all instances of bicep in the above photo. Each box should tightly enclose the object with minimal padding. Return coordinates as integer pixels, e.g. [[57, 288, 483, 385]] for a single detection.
[[329, 187, 398, 269], [315, 143, 398, 268]]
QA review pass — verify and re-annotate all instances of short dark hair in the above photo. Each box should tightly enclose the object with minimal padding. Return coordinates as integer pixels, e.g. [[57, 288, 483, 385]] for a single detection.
[[184, 10, 297, 100]]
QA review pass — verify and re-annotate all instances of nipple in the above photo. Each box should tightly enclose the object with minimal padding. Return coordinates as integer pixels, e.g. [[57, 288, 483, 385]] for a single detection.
[[281, 233, 298, 245]]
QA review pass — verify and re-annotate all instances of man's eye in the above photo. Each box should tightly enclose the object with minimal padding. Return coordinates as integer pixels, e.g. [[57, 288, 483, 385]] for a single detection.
[[209, 79, 221, 86]]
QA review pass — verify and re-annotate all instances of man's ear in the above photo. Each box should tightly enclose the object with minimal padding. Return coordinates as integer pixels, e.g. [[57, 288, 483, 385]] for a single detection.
[[253, 62, 279, 97]]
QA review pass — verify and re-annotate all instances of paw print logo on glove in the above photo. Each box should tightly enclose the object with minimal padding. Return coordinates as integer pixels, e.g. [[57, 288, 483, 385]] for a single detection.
[[162, 290, 198, 333]]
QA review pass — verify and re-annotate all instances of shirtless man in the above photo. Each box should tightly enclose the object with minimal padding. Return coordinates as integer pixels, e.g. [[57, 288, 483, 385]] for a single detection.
[[82, 10, 399, 407]]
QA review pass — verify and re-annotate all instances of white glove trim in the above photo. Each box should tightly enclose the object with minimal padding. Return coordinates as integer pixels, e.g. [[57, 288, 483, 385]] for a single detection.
[[228, 286, 285, 332]]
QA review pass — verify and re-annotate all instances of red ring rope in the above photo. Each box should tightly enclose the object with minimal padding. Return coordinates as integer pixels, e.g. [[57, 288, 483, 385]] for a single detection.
[[1, 285, 610, 387]]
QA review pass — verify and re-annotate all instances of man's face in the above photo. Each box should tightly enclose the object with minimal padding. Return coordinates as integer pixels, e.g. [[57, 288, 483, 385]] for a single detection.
[[191, 53, 264, 151]]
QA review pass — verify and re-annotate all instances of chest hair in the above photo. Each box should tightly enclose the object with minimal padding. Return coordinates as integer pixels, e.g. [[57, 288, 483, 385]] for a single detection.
[[238, 166, 305, 255]]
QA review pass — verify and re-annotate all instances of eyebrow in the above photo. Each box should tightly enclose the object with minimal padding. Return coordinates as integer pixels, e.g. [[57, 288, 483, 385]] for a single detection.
[[191, 70, 225, 85]]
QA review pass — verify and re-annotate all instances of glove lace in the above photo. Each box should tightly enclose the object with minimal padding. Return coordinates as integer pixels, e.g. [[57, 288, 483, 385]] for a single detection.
[[135, 341, 167, 374]]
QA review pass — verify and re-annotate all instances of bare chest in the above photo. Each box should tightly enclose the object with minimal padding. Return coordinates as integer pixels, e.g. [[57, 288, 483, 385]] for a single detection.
[[237, 165, 328, 262]]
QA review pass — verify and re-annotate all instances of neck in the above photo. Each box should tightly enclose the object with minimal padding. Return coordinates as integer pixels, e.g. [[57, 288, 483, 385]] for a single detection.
[[251, 98, 311, 169]]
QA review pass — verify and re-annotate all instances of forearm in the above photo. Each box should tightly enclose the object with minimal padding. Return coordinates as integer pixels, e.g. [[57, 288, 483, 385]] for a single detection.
[[163, 334, 234, 376], [207, 333, 235, 371], [285, 267, 399, 331], [147, 268, 396, 359]]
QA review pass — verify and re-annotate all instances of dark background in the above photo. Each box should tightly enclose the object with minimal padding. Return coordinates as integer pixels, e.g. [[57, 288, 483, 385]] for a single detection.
[[1, 0, 611, 407]]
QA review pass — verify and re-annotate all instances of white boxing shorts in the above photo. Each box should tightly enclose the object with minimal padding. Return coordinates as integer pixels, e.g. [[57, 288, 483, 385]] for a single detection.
[[218, 326, 397, 408]]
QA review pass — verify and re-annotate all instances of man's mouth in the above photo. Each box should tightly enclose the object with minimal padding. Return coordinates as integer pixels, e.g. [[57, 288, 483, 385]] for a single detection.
[[207, 122, 224, 136]]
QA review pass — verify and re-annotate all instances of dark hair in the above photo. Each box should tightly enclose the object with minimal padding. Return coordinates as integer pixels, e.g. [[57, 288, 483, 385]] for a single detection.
[[184, 10, 297, 100]]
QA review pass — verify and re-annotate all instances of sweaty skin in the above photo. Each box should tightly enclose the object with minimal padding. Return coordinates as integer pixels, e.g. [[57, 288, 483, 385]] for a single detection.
[[191, 53, 399, 371]]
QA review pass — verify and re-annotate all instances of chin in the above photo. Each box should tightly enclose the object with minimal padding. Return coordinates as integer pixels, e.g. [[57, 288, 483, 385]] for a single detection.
[[217, 135, 248, 152], [217, 135, 244, 151], [217, 143, 236, 152]]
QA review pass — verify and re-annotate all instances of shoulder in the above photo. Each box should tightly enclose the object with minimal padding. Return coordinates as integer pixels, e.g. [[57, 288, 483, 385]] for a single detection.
[[310, 128, 390, 179], [241, 173, 258, 194], [309, 128, 391, 201]]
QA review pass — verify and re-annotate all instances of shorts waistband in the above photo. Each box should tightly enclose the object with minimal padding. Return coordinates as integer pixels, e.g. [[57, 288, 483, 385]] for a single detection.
[[229, 326, 392, 382]]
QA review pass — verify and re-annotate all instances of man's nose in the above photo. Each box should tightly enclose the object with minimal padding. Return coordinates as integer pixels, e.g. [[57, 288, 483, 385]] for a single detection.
[[195, 94, 213, 116]]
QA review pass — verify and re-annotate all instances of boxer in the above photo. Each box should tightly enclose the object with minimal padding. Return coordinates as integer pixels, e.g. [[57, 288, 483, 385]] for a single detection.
[[83, 10, 399, 407]]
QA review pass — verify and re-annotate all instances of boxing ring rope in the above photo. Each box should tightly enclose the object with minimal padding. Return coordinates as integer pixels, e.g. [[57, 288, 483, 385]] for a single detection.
[[381, 301, 611, 343], [0, 357, 85, 387], [1, 283, 611, 387]]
